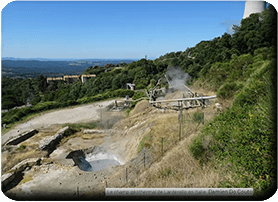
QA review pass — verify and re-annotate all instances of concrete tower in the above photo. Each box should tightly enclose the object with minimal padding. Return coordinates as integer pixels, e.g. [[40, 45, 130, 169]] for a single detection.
[[243, 1, 266, 19]]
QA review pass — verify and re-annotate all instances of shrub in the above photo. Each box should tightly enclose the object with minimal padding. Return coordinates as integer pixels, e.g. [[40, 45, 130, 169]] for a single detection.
[[234, 78, 265, 107], [103, 91, 112, 99], [16, 145, 26, 151], [217, 82, 242, 99], [254, 47, 272, 60], [204, 62, 230, 90], [20, 107, 31, 116], [251, 61, 270, 80], [250, 61, 264, 74], [190, 58, 276, 194], [55, 102, 64, 108], [101, 93, 109, 100], [63, 127, 78, 136], [2, 118, 8, 124], [189, 136, 205, 160], [30, 96, 41, 105], [253, 54, 264, 62], [113, 89, 134, 98], [132, 91, 145, 100], [11, 114, 20, 122], [14, 110, 25, 118], [67, 100, 78, 106], [158, 168, 173, 178], [89, 94, 103, 102], [135, 83, 147, 90], [2, 108, 19, 119], [137, 135, 152, 153], [50, 101, 60, 109], [193, 112, 204, 123]]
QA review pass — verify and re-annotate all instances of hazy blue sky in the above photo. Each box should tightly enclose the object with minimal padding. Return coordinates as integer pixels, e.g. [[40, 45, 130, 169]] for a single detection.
[[1, 1, 246, 59]]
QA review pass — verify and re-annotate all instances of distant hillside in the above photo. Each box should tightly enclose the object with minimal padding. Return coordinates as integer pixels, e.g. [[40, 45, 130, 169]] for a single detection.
[[1, 59, 136, 78]]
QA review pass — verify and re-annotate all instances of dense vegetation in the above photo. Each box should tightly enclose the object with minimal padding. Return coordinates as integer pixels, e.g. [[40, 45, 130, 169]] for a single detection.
[[188, 6, 276, 196], [190, 50, 276, 195]]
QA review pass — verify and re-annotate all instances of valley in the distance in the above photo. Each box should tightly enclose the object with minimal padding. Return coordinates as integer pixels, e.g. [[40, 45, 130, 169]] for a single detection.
[[1, 58, 136, 78]]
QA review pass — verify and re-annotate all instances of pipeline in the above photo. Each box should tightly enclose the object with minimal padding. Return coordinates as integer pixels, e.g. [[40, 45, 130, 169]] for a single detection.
[[149, 95, 217, 104]]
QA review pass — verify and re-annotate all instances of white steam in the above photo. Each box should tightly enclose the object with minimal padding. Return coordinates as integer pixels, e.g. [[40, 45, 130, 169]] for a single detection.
[[166, 66, 191, 91]]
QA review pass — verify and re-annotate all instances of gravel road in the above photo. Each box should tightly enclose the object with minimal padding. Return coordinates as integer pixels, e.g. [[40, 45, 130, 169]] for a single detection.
[[2, 99, 122, 145]]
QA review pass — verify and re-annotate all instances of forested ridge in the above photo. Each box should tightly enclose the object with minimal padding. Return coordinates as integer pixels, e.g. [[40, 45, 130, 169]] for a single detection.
[[2, 5, 276, 126]]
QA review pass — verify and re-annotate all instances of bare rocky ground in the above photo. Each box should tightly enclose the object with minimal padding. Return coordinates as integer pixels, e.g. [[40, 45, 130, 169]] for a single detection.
[[6, 162, 117, 199], [2, 99, 125, 144], [2, 92, 219, 200], [1, 97, 154, 199]]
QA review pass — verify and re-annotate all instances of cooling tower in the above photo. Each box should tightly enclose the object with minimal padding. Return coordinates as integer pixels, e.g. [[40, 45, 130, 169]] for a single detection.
[[243, 1, 266, 19]]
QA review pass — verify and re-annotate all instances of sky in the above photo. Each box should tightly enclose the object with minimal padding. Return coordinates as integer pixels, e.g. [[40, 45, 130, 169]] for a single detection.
[[1, 1, 247, 60]]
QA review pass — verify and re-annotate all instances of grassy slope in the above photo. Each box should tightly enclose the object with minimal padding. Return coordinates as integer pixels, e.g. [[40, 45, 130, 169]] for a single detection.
[[128, 49, 276, 198], [189, 57, 276, 196]]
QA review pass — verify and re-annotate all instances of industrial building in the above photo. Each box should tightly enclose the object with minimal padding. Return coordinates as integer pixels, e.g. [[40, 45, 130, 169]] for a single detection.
[[243, 1, 266, 19], [46, 77, 63, 84], [126, 83, 135, 90], [81, 74, 96, 83], [63, 75, 80, 84], [47, 74, 97, 84]]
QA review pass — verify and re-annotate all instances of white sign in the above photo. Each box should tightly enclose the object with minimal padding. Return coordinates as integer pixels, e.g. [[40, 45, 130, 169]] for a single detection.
[[106, 188, 253, 196]]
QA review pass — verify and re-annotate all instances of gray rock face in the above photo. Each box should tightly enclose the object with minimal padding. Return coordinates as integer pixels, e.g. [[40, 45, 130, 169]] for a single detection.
[[11, 158, 41, 172], [5, 129, 38, 146], [39, 126, 69, 151], [2, 158, 41, 193], [1, 173, 16, 188]]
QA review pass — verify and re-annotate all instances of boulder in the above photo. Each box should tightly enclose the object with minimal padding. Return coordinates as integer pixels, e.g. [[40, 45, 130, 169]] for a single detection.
[[5, 129, 38, 146], [215, 103, 221, 108], [39, 126, 69, 151], [11, 158, 41, 172]]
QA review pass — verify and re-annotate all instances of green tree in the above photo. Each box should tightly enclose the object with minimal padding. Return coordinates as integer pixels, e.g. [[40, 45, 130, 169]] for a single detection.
[[2, 95, 16, 110]]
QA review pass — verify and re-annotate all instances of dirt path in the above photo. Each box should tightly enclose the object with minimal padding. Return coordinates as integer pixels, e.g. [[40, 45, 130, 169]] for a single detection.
[[1, 99, 124, 145]]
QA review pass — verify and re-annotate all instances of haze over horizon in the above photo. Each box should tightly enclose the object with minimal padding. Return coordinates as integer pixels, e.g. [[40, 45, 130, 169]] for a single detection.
[[1, 56, 140, 61], [2, 1, 246, 60]]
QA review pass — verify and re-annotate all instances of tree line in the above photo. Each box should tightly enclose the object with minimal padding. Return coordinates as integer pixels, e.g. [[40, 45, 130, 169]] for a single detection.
[[2, 5, 276, 124]]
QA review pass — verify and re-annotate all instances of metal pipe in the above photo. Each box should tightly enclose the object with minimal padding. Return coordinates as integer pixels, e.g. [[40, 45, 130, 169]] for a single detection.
[[178, 102, 182, 141], [149, 95, 217, 104]]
